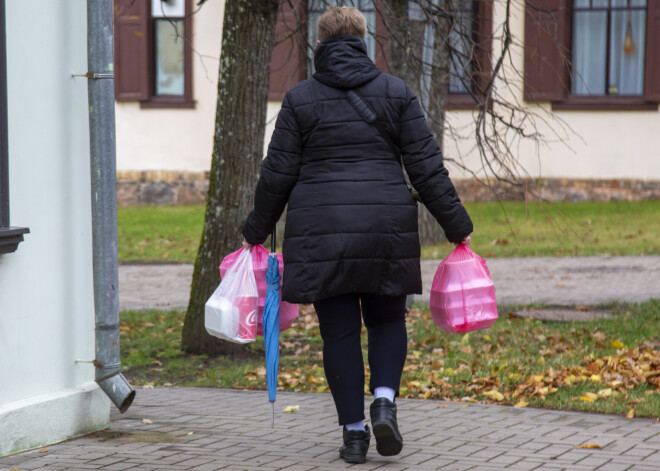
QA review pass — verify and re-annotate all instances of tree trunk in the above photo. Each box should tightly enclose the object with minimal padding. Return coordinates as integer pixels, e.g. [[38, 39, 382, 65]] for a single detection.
[[418, 9, 451, 246], [383, 0, 447, 246], [182, 0, 279, 355]]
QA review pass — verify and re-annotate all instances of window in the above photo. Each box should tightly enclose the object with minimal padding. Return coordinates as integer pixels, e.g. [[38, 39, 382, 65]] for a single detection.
[[0, 0, 29, 253], [114, 0, 194, 108], [572, 0, 647, 96], [417, 0, 492, 110], [524, 0, 660, 109], [268, 0, 493, 108]]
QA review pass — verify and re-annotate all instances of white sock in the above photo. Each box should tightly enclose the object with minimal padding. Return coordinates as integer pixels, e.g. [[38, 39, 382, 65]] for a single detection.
[[345, 420, 366, 431], [374, 386, 395, 403]]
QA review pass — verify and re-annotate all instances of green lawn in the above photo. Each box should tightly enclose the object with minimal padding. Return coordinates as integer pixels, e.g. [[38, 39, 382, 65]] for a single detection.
[[118, 201, 660, 263], [120, 300, 660, 418]]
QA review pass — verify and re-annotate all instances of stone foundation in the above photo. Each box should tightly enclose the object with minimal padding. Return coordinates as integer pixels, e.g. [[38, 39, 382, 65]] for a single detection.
[[117, 171, 209, 206], [116, 171, 660, 205]]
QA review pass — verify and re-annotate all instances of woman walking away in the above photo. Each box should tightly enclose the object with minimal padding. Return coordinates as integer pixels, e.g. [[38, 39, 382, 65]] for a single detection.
[[242, 5, 472, 464]]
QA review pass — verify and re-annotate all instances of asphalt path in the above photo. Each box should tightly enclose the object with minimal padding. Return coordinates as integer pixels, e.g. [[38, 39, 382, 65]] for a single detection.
[[118, 255, 659, 312]]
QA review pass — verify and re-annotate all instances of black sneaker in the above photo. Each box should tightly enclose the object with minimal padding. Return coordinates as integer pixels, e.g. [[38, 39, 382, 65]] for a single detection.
[[339, 425, 370, 464], [370, 398, 403, 456]]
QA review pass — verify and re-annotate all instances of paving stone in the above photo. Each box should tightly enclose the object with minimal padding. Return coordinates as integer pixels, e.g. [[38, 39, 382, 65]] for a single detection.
[[3, 388, 660, 470]]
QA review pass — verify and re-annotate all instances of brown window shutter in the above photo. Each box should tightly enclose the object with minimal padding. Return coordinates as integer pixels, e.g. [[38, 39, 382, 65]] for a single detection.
[[114, 0, 150, 101], [269, 0, 306, 101], [474, 0, 494, 96], [644, 2, 660, 101], [524, 0, 570, 102]]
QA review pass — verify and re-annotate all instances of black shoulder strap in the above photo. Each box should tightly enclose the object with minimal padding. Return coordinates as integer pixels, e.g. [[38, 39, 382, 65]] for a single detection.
[[346, 90, 400, 158], [345, 90, 420, 202]]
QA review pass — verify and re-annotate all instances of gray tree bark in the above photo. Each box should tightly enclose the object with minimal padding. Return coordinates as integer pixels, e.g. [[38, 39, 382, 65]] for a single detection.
[[182, 0, 279, 355], [383, 0, 449, 246]]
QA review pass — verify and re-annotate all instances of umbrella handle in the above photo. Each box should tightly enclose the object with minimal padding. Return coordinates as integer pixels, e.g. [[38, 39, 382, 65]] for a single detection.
[[271, 229, 276, 253]]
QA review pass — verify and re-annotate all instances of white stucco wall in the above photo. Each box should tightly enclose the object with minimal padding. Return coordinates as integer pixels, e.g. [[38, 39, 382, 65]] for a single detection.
[[0, 1, 109, 456], [115, 0, 225, 172]]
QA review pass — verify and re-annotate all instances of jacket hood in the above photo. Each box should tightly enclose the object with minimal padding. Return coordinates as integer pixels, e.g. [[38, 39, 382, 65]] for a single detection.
[[313, 36, 381, 89]]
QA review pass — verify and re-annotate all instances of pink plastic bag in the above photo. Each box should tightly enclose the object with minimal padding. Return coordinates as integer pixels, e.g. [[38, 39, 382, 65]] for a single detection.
[[220, 245, 299, 335], [429, 245, 498, 334]]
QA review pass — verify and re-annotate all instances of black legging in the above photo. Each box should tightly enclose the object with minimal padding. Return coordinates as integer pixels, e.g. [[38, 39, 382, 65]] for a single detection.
[[313, 293, 408, 425]]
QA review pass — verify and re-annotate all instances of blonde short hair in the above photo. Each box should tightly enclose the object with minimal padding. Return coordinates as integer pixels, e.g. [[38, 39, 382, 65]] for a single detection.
[[317, 5, 367, 41]]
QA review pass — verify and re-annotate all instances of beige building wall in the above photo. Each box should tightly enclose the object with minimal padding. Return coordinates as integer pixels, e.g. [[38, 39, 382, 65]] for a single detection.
[[115, 0, 224, 172], [118, 0, 660, 182]]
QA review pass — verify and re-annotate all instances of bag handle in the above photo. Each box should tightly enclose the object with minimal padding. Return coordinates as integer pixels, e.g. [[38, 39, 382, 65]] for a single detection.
[[345, 89, 421, 202]]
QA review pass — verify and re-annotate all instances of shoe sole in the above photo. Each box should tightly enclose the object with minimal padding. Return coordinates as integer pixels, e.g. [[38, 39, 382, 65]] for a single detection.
[[339, 450, 367, 464], [372, 422, 403, 456]]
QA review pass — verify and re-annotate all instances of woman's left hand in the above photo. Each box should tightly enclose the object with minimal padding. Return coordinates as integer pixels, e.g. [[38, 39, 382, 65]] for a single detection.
[[454, 234, 471, 246]]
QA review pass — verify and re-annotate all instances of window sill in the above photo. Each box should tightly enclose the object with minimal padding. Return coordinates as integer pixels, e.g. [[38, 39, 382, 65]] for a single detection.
[[446, 94, 480, 111], [140, 97, 196, 109], [552, 97, 658, 111], [0, 226, 29, 254]]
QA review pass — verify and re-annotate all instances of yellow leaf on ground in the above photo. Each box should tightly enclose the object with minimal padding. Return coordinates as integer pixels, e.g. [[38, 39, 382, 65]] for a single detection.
[[611, 340, 626, 349], [461, 333, 470, 346], [514, 400, 529, 408], [141, 418, 153, 424], [576, 443, 602, 449], [437, 404, 449, 408], [483, 389, 504, 401], [580, 393, 598, 403], [590, 374, 601, 382], [283, 405, 300, 413], [626, 408, 635, 419], [597, 388, 613, 398], [187, 432, 194, 435], [39, 448, 48, 453]]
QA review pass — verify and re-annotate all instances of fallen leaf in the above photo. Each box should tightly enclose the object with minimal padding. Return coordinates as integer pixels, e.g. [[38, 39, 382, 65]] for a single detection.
[[580, 393, 598, 403], [39, 448, 48, 453], [626, 408, 635, 419], [461, 333, 470, 346], [283, 405, 300, 413], [611, 340, 626, 349], [437, 404, 449, 408], [514, 400, 529, 408], [576, 443, 602, 449], [597, 388, 612, 398], [187, 432, 194, 435], [590, 374, 601, 383], [141, 418, 153, 424], [556, 282, 566, 287], [483, 389, 504, 401]]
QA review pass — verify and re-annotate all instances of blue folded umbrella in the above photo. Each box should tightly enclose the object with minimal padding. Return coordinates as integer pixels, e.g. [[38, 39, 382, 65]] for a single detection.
[[263, 233, 281, 427]]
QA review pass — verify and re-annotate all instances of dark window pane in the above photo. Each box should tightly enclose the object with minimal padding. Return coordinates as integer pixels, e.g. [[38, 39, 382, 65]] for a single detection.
[[572, 11, 608, 95], [609, 9, 646, 95], [448, 8, 474, 93], [155, 19, 184, 96]]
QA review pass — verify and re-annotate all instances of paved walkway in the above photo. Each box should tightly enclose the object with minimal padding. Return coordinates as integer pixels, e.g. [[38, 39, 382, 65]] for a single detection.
[[118, 256, 660, 311], [11, 257, 651, 470], [1, 388, 659, 470]]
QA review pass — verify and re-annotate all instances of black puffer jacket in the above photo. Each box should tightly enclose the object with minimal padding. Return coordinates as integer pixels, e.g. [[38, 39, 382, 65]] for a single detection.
[[243, 36, 472, 304]]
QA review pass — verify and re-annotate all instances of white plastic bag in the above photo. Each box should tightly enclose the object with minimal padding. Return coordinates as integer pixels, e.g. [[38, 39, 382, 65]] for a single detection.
[[205, 247, 259, 344]]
